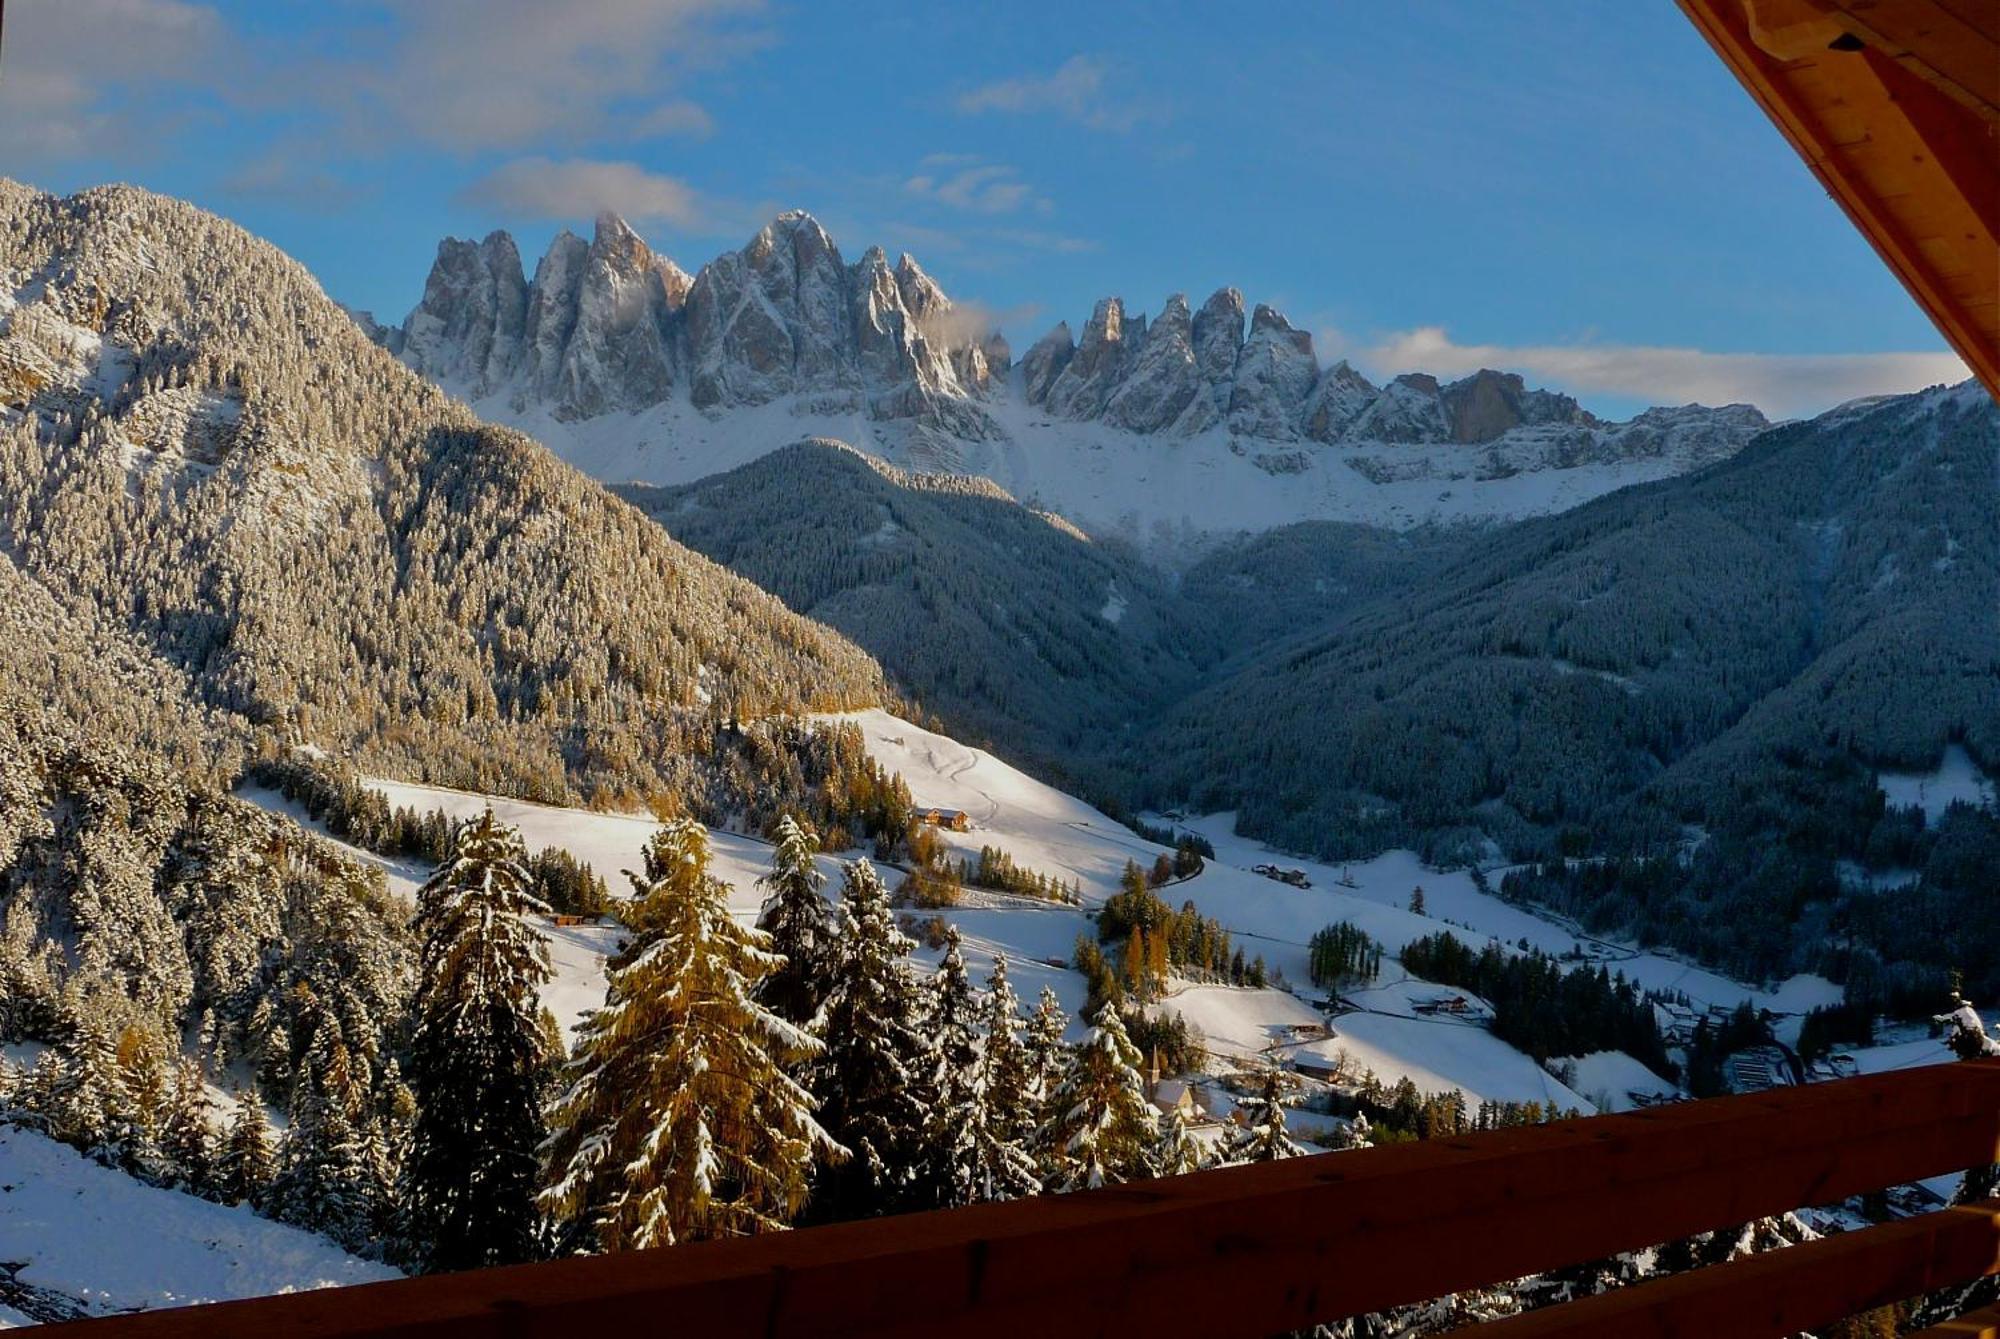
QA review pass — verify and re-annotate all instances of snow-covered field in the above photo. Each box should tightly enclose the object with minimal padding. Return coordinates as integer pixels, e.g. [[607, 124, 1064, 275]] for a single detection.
[[0, 1127, 393, 1324], [1164, 810, 1841, 1017], [1878, 744, 1997, 822], [1556, 1051, 1681, 1113]]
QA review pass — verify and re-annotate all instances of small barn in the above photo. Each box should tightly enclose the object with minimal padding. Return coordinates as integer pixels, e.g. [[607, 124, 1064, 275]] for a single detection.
[[915, 806, 973, 832], [1413, 994, 1471, 1016], [1290, 1054, 1346, 1083]]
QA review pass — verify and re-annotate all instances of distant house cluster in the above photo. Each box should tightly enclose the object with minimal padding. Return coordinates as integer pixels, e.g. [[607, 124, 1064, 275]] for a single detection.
[[915, 806, 972, 832]]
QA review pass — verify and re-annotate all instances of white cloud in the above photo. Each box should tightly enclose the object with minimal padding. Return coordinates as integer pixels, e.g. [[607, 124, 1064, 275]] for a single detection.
[[628, 100, 716, 140], [458, 158, 708, 230], [326, 0, 763, 152], [221, 147, 369, 210], [903, 161, 1050, 216], [0, 0, 230, 162], [1359, 326, 1972, 419], [954, 56, 1160, 133]]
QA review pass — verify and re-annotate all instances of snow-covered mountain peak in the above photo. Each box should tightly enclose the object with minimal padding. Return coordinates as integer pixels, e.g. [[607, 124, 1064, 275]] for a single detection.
[[378, 204, 1776, 548]]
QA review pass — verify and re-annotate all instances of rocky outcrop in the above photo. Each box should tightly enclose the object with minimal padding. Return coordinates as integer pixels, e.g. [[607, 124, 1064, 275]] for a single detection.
[[1302, 360, 1378, 443], [552, 214, 686, 418], [393, 208, 1001, 430], [1044, 298, 1133, 421], [1227, 304, 1317, 439], [521, 230, 588, 403], [1103, 293, 1201, 433], [1344, 373, 1452, 443], [1437, 368, 1595, 443], [386, 204, 1768, 471], [1019, 324, 1074, 406], [398, 231, 527, 397]]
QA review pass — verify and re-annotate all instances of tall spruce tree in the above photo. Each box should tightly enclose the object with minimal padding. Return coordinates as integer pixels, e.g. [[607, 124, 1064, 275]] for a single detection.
[[917, 927, 983, 1208], [808, 859, 933, 1221], [405, 810, 555, 1272], [755, 815, 836, 1029], [159, 1057, 217, 1195], [273, 1020, 374, 1251], [1046, 1002, 1155, 1192], [967, 955, 1041, 1202], [1153, 1101, 1204, 1177], [1218, 1068, 1304, 1165], [218, 1088, 278, 1208], [1022, 985, 1072, 1178], [541, 818, 836, 1251]]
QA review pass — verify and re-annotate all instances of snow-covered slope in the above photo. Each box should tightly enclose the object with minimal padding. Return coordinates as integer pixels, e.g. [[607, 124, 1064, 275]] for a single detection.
[[0, 1127, 392, 1324], [244, 709, 1855, 1114], [381, 210, 1771, 553], [1878, 743, 1997, 821]]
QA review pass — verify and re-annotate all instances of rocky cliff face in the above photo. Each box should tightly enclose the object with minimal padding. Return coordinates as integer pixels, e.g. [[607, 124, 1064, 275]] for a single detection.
[[395, 209, 998, 431], [386, 208, 1770, 471], [1017, 301, 1643, 452]]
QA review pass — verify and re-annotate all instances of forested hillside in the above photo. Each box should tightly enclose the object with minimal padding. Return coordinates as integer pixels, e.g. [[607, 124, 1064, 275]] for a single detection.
[[1142, 382, 1998, 991], [0, 183, 911, 1293], [618, 441, 1195, 775], [0, 182, 887, 808], [622, 440, 1462, 792]]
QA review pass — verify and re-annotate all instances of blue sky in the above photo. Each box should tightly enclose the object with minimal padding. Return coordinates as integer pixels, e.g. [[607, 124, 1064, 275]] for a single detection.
[[2, 0, 1969, 418]]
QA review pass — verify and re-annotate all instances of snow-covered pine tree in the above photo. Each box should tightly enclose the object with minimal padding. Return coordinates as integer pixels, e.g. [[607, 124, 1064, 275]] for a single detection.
[[540, 818, 837, 1251], [272, 1020, 375, 1252], [966, 955, 1041, 1202], [405, 810, 556, 1272], [31, 1005, 146, 1170], [1046, 1001, 1155, 1192], [1153, 1101, 1204, 1177], [218, 1088, 278, 1208], [916, 927, 983, 1208], [1022, 984, 1071, 1177], [808, 859, 933, 1222], [1218, 1067, 1305, 1165], [0, 907, 60, 1043], [159, 1057, 217, 1195], [755, 815, 835, 1030]]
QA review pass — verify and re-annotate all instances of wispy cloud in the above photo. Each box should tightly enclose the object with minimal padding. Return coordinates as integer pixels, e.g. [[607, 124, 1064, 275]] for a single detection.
[[221, 148, 371, 211], [628, 100, 717, 140], [989, 227, 1098, 256], [903, 159, 1051, 216], [311, 0, 764, 153], [954, 56, 1162, 133], [1357, 326, 1972, 419], [458, 157, 710, 230], [0, 0, 232, 162]]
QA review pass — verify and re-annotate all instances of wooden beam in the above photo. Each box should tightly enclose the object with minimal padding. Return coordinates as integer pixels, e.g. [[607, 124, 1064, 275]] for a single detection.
[[37, 1061, 2000, 1339], [1463, 1199, 2000, 1339], [1815, 0, 2000, 122], [1679, 0, 2000, 402]]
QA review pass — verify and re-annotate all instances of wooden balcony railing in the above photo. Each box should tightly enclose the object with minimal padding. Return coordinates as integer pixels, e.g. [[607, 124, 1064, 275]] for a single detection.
[[43, 1059, 2000, 1339]]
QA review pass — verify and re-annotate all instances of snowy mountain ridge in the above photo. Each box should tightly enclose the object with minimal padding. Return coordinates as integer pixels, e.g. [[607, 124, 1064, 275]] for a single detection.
[[377, 211, 1772, 548]]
